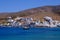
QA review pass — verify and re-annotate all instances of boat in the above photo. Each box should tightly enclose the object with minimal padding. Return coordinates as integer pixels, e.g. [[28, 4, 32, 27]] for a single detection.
[[21, 24, 30, 30], [22, 26, 30, 30]]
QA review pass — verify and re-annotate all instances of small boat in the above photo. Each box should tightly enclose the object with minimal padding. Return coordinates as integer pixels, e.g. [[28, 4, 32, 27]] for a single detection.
[[22, 24, 30, 30], [22, 26, 30, 30]]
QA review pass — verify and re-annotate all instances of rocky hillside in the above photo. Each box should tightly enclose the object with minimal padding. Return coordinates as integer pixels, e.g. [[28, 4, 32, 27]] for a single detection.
[[0, 5, 60, 21]]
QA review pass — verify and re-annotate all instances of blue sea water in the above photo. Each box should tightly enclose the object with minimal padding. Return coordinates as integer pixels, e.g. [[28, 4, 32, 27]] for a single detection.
[[0, 27, 60, 40]]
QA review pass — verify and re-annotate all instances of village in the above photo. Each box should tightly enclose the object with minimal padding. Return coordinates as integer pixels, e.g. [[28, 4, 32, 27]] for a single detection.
[[0, 16, 60, 28]]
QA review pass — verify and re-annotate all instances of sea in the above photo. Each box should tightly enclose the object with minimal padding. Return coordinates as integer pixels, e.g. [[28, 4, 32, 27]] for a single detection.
[[0, 27, 60, 40]]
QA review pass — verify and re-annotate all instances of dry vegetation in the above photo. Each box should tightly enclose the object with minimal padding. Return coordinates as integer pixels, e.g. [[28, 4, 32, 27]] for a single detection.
[[0, 5, 60, 23]]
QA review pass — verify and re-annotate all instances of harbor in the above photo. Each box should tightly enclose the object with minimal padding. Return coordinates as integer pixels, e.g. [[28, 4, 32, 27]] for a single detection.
[[0, 16, 60, 28]]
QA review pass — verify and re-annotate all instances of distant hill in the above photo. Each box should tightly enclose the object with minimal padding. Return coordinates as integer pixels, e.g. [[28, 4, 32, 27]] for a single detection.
[[0, 5, 60, 21]]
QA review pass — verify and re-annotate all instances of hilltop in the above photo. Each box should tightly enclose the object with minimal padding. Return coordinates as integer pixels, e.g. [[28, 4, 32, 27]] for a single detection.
[[0, 5, 60, 22]]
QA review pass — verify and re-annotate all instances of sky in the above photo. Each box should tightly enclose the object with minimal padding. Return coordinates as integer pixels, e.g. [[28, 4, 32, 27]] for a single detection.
[[0, 0, 60, 12]]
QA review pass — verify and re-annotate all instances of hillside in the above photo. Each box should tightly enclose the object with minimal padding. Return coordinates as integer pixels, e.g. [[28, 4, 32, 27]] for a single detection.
[[0, 5, 60, 22]]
